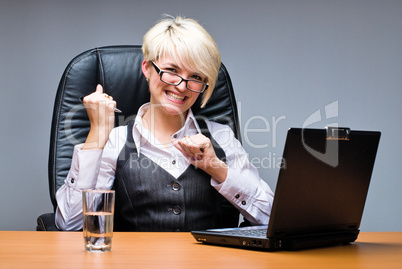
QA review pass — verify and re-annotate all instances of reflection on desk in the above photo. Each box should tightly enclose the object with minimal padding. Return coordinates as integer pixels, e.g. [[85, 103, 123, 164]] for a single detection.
[[0, 231, 401, 269]]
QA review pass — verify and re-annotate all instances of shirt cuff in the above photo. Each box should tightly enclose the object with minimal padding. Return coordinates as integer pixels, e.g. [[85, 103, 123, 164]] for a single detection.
[[211, 168, 254, 211], [66, 144, 103, 189]]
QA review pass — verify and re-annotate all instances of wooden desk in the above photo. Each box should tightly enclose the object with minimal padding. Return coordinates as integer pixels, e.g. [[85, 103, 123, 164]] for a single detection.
[[0, 231, 401, 269]]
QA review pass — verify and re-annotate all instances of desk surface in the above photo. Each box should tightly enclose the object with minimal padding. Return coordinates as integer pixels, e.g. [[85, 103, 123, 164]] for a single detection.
[[0, 231, 401, 269]]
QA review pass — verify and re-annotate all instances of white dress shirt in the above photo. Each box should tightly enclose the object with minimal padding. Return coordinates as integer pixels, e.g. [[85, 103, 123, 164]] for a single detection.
[[55, 103, 274, 230]]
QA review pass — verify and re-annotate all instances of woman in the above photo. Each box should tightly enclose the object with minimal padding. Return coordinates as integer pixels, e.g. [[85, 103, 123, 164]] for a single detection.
[[55, 16, 274, 231]]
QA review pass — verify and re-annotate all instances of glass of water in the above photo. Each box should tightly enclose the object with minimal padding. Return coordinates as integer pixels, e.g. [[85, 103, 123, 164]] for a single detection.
[[82, 189, 115, 252]]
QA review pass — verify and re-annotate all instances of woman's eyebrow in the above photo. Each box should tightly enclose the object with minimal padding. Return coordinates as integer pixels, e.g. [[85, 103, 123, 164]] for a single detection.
[[162, 62, 181, 70], [163, 62, 203, 77]]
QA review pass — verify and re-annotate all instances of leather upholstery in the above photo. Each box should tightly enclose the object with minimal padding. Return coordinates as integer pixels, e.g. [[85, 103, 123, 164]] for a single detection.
[[36, 45, 240, 231]]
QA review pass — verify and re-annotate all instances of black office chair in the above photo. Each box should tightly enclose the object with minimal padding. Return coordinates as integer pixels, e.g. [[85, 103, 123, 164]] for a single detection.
[[36, 45, 241, 231]]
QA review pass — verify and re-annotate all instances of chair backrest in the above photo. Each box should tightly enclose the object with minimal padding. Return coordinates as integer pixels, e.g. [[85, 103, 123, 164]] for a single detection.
[[48, 45, 241, 209]]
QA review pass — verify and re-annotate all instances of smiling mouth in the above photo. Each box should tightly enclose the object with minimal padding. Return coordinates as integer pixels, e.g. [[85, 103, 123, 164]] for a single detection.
[[165, 91, 187, 102]]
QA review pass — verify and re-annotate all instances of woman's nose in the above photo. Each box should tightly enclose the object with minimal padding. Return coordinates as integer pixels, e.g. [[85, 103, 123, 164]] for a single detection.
[[175, 80, 188, 92]]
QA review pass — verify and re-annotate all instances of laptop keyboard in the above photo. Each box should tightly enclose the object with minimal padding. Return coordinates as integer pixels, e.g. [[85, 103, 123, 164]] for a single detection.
[[222, 228, 267, 238]]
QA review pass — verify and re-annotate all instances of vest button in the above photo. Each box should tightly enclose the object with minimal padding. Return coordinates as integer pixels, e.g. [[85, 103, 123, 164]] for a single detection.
[[172, 206, 181, 215], [70, 178, 75, 184], [172, 182, 181, 191], [172, 160, 176, 165]]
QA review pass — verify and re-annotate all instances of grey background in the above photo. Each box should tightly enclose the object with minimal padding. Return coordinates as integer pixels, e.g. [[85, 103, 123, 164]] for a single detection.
[[0, 0, 400, 231]]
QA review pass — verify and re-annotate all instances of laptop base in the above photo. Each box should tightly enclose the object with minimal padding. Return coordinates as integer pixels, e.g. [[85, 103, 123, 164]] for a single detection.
[[192, 229, 359, 251]]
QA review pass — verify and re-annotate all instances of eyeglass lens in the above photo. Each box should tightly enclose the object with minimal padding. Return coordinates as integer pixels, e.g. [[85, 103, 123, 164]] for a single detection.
[[160, 73, 205, 92]]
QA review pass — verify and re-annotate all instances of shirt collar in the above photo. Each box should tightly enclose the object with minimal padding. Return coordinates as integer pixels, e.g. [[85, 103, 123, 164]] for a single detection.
[[132, 103, 200, 156]]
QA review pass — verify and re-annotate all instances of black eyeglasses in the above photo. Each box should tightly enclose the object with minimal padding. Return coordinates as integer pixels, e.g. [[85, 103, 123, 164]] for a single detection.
[[151, 62, 208, 93]]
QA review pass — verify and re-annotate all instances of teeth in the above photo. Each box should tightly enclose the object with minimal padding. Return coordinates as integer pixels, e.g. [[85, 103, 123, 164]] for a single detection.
[[166, 92, 185, 101]]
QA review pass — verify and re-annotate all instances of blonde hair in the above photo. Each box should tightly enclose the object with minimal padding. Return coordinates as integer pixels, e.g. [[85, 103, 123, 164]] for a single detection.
[[142, 16, 221, 108]]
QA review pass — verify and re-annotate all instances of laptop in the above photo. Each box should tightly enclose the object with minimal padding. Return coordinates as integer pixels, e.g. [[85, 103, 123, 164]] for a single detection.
[[191, 127, 381, 251]]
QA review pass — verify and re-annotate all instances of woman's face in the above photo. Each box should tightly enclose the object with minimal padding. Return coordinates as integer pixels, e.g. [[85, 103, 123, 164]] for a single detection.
[[142, 55, 204, 117]]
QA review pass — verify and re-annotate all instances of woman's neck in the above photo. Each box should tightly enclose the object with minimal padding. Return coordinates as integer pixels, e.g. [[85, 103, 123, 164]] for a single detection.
[[142, 105, 188, 144]]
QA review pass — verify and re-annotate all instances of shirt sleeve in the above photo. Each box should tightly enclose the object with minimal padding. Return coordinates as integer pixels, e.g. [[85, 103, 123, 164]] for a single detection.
[[54, 144, 103, 230], [209, 122, 275, 225], [55, 127, 126, 230]]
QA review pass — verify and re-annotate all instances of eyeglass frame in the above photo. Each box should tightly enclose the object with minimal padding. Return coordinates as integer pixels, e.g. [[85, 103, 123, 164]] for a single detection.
[[150, 61, 209, 93]]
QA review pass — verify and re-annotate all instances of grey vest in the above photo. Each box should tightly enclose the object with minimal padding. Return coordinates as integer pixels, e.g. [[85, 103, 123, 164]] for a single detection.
[[113, 119, 239, 231]]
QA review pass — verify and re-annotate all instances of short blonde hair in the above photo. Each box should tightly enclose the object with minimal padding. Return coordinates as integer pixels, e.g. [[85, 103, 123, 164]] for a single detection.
[[142, 16, 221, 108]]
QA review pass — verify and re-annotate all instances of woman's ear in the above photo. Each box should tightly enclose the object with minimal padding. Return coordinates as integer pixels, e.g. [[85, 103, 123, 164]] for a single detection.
[[142, 60, 150, 81]]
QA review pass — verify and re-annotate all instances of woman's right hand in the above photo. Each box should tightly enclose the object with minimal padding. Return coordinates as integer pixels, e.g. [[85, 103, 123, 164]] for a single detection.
[[82, 84, 117, 150]]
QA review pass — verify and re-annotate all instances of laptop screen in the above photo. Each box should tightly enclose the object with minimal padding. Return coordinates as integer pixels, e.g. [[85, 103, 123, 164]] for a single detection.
[[267, 128, 381, 238]]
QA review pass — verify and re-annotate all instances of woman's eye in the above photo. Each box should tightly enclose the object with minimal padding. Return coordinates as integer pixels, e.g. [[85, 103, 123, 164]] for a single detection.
[[165, 68, 177, 73], [192, 75, 203, 81]]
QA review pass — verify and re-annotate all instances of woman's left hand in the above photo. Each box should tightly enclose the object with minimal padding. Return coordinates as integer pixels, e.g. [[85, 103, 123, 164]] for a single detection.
[[172, 133, 228, 183]]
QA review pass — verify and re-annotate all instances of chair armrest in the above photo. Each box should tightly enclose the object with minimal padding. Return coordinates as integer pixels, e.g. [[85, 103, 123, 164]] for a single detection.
[[36, 213, 60, 231]]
